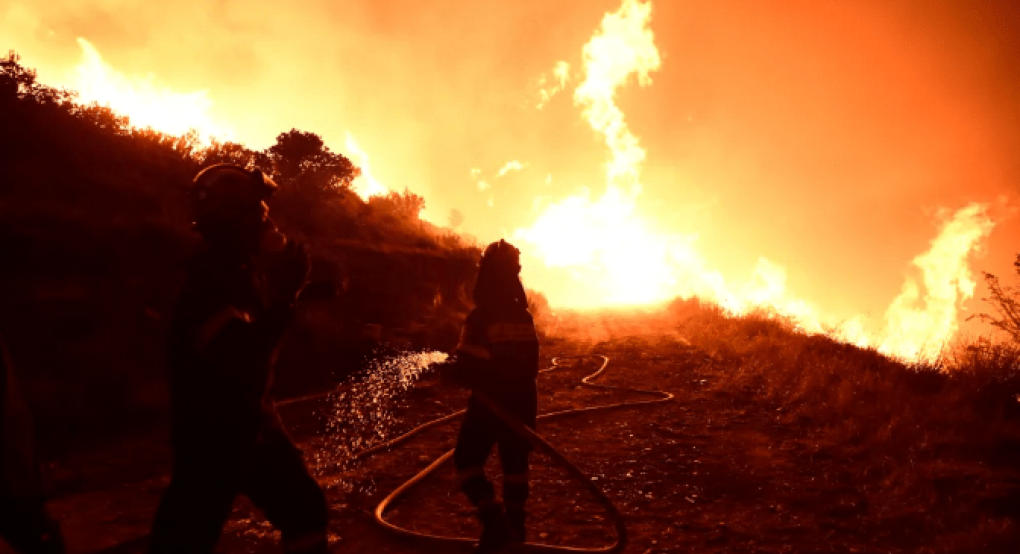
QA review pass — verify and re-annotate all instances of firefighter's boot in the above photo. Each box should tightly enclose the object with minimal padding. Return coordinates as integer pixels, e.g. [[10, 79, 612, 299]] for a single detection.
[[503, 474, 529, 544], [475, 502, 512, 553], [505, 504, 526, 544]]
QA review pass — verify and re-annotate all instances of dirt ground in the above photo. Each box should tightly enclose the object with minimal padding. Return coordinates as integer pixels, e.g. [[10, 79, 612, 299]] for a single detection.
[[22, 334, 1020, 554]]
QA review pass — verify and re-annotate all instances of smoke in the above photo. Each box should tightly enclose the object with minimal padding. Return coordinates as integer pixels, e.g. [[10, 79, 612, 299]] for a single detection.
[[497, 160, 525, 177], [536, 60, 571, 109]]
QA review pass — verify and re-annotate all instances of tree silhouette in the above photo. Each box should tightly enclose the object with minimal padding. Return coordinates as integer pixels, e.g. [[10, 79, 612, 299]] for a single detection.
[[0, 51, 484, 453], [267, 129, 359, 201], [262, 129, 361, 237], [198, 139, 268, 170], [1, 51, 73, 105], [269, 130, 324, 179], [68, 102, 130, 134], [973, 254, 1020, 344]]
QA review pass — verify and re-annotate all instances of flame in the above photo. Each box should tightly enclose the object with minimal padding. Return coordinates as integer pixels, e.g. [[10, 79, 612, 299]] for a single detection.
[[514, 0, 996, 363], [518, 188, 682, 304], [343, 132, 388, 200], [536, 61, 571, 109], [516, 0, 670, 304], [880, 204, 995, 361], [574, 0, 659, 189], [71, 38, 229, 140]]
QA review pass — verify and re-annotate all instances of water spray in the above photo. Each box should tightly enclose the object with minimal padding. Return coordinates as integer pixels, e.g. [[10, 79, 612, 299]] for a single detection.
[[85, 352, 672, 554], [344, 355, 673, 553]]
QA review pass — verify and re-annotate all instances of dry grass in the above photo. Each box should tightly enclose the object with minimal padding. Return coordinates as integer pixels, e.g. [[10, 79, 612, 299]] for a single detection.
[[528, 298, 1020, 550], [654, 296, 1020, 551]]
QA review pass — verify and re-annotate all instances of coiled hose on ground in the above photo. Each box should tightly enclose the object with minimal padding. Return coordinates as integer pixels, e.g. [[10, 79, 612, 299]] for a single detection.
[[352, 355, 674, 553]]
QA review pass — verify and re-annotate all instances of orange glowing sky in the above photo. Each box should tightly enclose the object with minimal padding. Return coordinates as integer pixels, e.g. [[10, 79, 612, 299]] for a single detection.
[[4, 0, 1020, 351]]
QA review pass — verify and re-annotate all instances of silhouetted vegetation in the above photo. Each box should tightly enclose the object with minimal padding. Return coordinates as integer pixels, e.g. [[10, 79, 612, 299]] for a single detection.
[[972, 255, 1020, 346], [0, 52, 480, 457], [659, 298, 1020, 550], [534, 300, 1020, 550], [6, 49, 1020, 551]]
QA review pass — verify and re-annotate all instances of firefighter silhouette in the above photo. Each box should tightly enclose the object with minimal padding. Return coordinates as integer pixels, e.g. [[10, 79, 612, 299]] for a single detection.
[[0, 336, 65, 554], [147, 165, 328, 554], [446, 239, 540, 552]]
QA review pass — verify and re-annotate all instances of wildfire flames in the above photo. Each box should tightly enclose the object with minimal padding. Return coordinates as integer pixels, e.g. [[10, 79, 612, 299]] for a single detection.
[[343, 132, 389, 200], [58, 1, 1004, 363], [514, 0, 997, 362], [880, 205, 995, 360], [69, 38, 386, 202], [71, 38, 230, 141]]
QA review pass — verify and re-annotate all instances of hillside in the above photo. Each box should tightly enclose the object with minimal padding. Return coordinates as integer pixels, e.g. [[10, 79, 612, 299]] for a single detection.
[[5, 50, 1020, 554], [32, 303, 1020, 554], [0, 52, 480, 454]]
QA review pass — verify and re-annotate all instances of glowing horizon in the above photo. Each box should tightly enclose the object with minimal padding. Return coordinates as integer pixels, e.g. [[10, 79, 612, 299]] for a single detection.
[[7, 0, 1018, 362], [512, 0, 999, 362]]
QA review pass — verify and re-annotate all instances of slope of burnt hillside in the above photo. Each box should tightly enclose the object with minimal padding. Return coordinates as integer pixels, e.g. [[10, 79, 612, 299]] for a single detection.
[[46, 319, 1020, 554], [0, 53, 479, 456]]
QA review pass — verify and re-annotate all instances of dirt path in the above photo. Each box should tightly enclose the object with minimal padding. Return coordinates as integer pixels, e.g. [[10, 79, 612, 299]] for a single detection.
[[32, 335, 1017, 554]]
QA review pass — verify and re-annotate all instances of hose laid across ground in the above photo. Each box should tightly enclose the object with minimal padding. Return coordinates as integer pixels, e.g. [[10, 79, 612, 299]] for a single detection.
[[88, 355, 672, 554], [354, 355, 674, 554]]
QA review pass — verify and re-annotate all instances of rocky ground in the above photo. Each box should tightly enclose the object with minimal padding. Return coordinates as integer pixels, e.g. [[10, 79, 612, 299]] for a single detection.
[[18, 332, 1020, 554]]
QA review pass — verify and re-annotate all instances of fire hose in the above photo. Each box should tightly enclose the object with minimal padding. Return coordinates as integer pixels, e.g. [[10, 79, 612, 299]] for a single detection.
[[350, 355, 674, 553], [86, 355, 671, 554]]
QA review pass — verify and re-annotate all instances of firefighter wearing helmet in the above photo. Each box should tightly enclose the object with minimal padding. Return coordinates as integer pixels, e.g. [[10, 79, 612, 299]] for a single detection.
[[148, 164, 329, 554], [446, 239, 540, 552]]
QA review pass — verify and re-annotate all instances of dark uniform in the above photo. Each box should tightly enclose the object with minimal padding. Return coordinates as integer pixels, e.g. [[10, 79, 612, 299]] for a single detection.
[[452, 280, 540, 546], [148, 165, 328, 554], [0, 337, 65, 554]]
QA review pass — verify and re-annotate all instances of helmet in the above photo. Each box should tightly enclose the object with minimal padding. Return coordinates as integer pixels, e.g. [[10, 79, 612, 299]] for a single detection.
[[191, 164, 278, 227], [474, 239, 526, 307], [480, 239, 521, 275]]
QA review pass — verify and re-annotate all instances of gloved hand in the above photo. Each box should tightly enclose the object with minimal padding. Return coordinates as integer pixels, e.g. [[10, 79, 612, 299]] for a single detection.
[[435, 357, 490, 391], [262, 240, 311, 307], [433, 359, 458, 383], [435, 358, 469, 388]]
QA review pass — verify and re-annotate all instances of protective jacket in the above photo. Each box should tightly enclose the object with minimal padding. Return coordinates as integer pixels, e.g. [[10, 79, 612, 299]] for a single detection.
[[166, 250, 292, 458], [451, 301, 540, 548], [151, 248, 327, 554], [453, 303, 539, 393]]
